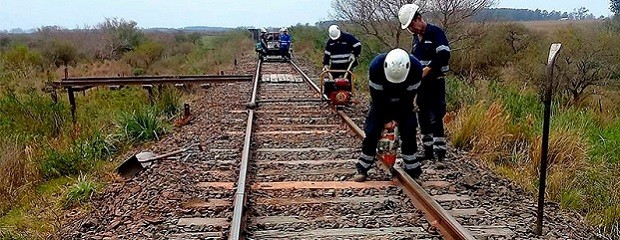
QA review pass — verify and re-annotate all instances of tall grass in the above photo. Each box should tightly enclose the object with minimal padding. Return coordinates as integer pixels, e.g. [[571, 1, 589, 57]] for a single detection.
[[40, 131, 115, 179], [0, 90, 68, 138], [1, 28, 251, 239], [590, 119, 620, 164], [446, 78, 620, 236], [62, 174, 99, 209], [154, 86, 182, 119], [0, 140, 39, 214], [445, 77, 477, 112], [116, 106, 168, 143]]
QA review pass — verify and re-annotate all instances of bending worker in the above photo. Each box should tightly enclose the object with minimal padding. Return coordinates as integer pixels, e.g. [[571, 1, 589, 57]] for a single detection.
[[352, 48, 423, 182]]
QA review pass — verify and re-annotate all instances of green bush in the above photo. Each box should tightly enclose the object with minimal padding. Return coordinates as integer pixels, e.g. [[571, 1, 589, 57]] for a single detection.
[[62, 175, 98, 208], [116, 106, 168, 143], [489, 82, 542, 124], [40, 132, 115, 179], [40, 148, 82, 179], [0, 90, 68, 138], [132, 67, 146, 76], [41, 40, 78, 68], [154, 86, 181, 119], [0, 44, 42, 71], [590, 119, 620, 164], [123, 41, 165, 69], [445, 77, 477, 112]]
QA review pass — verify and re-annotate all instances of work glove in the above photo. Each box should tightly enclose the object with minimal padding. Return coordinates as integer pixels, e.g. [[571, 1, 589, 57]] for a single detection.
[[322, 65, 329, 72], [348, 54, 356, 62]]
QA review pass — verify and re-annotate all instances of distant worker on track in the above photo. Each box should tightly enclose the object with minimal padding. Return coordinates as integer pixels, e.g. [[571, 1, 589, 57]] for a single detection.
[[279, 28, 291, 61], [322, 25, 362, 97], [259, 28, 268, 55], [352, 48, 424, 182], [399, 3, 451, 161], [322, 25, 361, 77]]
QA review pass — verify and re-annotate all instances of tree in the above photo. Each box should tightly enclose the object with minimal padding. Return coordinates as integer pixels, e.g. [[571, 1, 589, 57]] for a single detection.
[[42, 40, 78, 68], [331, 0, 493, 50], [554, 27, 616, 103], [331, 0, 417, 50], [123, 41, 165, 69], [97, 18, 145, 60], [570, 7, 594, 20], [428, 0, 493, 40], [612, 0, 620, 15]]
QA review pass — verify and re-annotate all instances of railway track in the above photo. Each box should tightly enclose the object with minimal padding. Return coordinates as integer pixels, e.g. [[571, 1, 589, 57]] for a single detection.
[[168, 60, 520, 240], [65, 57, 599, 240]]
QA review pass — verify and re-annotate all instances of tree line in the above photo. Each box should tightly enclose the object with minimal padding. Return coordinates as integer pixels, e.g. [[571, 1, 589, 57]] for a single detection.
[[473, 7, 604, 22]]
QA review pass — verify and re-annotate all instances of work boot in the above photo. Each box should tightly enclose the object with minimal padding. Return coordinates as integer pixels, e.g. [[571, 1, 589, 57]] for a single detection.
[[435, 150, 446, 162], [415, 149, 435, 160], [353, 155, 374, 182], [433, 137, 447, 162], [419, 135, 434, 160], [351, 172, 368, 182], [404, 167, 423, 179]]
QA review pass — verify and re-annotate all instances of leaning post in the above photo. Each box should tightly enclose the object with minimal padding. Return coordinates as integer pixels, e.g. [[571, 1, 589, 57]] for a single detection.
[[535, 43, 562, 235]]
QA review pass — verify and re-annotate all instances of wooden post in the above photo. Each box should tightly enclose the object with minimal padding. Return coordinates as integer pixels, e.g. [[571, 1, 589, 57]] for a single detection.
[[67, 87, 76, 123]]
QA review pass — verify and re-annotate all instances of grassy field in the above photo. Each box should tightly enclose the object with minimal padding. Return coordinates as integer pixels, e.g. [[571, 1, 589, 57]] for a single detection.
[[0, 29, 252, 238], [519, 19, 605, 32], [1, 18, 619, 238]]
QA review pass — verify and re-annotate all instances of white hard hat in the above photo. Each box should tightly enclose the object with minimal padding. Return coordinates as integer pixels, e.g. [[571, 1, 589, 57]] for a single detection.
[[261, 28, 267, 33], [282, 27, 288, 32], [384, 48, 411, 84], [398, 3, 420, 30], [328, 25, 341, 40]]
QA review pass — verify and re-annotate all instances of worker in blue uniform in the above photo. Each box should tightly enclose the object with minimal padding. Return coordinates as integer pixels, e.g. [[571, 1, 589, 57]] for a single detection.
[[322, 25, 362, 96], [399, 3, 451, 161], [352, 48, 424, 182], [279, 28, 291, 61]]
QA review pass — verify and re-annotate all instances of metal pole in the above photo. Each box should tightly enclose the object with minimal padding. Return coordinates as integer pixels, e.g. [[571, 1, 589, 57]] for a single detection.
[[535, 43, 562, 235]]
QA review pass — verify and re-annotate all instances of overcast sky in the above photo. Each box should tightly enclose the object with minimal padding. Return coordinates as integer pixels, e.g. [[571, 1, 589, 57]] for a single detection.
[[0, 0, 614, 31]]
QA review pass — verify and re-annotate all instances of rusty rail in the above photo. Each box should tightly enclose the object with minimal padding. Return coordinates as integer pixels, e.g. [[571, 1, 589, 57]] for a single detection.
[[51, 74, 253, 88], [290, 61, 327, 101], [229, 61, 261, 240], [248, 59, 263, 107], [337, 112, 475, 240], [292, 60, 475, 240], [56, 74, 252, 123]]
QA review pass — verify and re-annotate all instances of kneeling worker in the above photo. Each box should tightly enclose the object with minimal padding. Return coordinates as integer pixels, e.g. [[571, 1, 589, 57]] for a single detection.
[[352, 48, 423, 182]]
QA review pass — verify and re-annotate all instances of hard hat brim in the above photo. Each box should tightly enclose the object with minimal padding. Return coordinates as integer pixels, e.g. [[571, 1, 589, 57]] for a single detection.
[[400, 4, 419, 30], [400, 14, 415, 30], [386, 73, 408, 84]]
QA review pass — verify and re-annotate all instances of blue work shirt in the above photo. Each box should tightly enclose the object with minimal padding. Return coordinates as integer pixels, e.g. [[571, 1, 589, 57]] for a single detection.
[[279, 33, 291, 49], [323, 32, 362, 69], [411, 24, 451, 79]]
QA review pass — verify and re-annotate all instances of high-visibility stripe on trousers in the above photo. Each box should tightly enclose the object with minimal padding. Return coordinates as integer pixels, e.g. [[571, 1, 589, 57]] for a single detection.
[[402, 154, 421, 170]]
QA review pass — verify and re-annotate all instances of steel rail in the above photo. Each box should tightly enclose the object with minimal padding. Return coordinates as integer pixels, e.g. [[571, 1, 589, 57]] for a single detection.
[[51, 75, 253, 88], [229, 61, 261, 240], [249, 59, 263, 106], [291, 60, 475, 240]]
